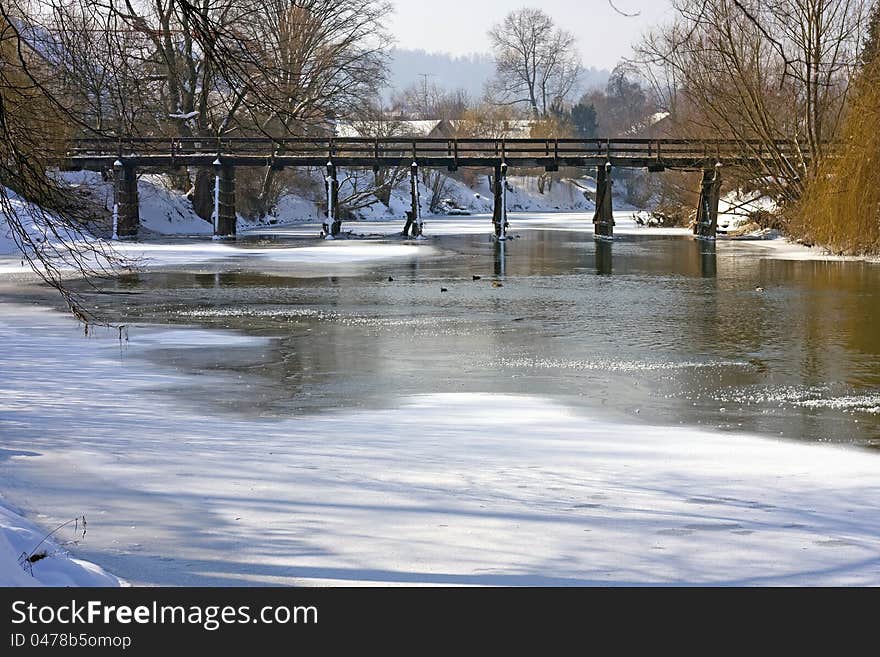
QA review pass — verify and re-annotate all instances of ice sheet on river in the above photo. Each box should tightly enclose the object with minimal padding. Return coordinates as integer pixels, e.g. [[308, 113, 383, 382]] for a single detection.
[[1, 303, 879, 586]]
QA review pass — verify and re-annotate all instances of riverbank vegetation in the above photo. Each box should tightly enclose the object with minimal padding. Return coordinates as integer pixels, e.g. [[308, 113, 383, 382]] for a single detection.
[[635, 0, 880, 253], [792, 3, 880, 254], [1, 0, 393, 317], [637, 0, 866, 207], [0, 10, 128, 317]]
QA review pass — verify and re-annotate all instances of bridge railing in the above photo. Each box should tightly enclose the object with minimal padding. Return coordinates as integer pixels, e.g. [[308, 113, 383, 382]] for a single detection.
[[63, 136, 807, 164]]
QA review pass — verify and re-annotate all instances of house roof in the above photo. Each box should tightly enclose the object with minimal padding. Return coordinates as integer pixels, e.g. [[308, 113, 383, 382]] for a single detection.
[[333, 120, 447, 138], [447, 119, 534, 139], [625, 112, 672, 136], [333, 118, 538, 140]]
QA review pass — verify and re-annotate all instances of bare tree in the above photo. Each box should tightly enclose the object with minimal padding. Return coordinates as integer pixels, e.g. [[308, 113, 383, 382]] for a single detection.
[[391, 81, 471, 120], [0, 0, 394, 319], [0, 6, 129, 322], [454, 102, 527, 139], [240, 0, 389, 134], [103, 1, 255, 215], [581, 64, 658, 135], [92, 0, 390, 216], [345, 106, 414, 208], [233, 0, 391, 215], [487, 8, 581, 117], [637, 0, 867, 204]]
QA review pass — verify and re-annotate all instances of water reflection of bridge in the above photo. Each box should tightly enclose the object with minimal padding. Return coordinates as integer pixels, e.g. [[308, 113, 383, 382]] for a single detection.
[[490, 234, 718, 279], [64, 137, 794, 242]]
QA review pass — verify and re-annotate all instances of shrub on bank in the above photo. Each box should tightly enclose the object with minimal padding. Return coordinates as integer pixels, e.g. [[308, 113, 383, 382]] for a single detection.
[[791, 59, 880, 255]]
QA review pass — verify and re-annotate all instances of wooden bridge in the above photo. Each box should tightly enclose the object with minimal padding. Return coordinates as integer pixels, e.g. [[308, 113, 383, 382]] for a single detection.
[[62, 137, 793, 242]]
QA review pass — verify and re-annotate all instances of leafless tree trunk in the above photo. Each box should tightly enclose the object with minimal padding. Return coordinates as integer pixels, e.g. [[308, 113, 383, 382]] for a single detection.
[[239, 0, 390, 215], [420, 168, 452, 213], [0, 0, 392, 318], [487, 8, 581, 117], [637, 0, 867, 204], [0, 6, 130, 321]]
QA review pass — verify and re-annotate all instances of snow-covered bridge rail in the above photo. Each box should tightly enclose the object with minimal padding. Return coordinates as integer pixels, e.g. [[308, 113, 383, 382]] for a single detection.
[[61, 136, 800, 242]]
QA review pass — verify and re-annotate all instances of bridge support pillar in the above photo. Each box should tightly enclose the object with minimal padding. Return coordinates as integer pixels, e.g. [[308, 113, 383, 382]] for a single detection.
[[593, 162, 614, 241], [403, 161, 424, 238], [112, 160, 139, 239], [693, 163, 722, 240], [493, 162, 508, 241], [323, 161, 341, 239], [212, 160, 236, 238]]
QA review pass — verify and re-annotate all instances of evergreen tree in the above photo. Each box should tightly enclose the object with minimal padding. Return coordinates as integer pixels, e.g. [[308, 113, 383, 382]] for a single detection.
[[570, 102, 598, 138]]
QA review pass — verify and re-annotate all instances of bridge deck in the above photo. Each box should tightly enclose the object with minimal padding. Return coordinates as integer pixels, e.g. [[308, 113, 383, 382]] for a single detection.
[[62, 137, 797, 171]]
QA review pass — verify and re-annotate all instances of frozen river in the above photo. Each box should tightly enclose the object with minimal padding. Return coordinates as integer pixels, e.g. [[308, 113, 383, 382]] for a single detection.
[[1, 214, 879, 585]]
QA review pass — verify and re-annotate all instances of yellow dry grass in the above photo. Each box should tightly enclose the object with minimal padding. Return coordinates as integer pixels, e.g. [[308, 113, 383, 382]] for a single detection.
[[793, 61, 880, 255]]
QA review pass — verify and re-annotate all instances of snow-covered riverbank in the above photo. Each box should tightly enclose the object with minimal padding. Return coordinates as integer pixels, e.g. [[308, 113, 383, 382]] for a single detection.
[[0, 211, 675, 279], [1, 301, 878, 586], [1, 168, 604, 252], [5, 166, 873, 281], [0, 496, 122, 587]]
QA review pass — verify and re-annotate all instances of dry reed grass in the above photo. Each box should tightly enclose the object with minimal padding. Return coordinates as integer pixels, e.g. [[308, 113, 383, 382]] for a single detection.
[[793, 60, 880, 254]]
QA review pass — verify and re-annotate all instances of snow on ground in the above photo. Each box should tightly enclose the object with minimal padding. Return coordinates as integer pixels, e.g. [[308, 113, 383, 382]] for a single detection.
[[247, 212, 689, 240], [112, 240, 432, 270], [0, 212, 685, 278], [732, 237, 880, 263], [499, 176, 593, 213], [1, 303, 879, 586], [0, 226, 435, 277], [1, 494, 122, 587], [498, 211, 688, 236], [0, 185, 96, 258], [717, 190, 777, 234], [8, 169, 878, 268], [1, 173, 213, 265], [55, 171, 216, 236], [1, 167, 604, 275], [425, 211, 687, 236], [137, 175, 214, 236], [267, 170, 596, 225], [270, 192, 323, 224]]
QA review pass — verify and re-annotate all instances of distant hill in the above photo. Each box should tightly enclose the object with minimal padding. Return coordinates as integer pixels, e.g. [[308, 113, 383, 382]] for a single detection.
[[384, 49, 495, 99], [384, 48, 609, 101]]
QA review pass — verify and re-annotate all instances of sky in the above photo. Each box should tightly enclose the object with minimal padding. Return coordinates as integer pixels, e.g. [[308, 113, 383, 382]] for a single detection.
[[388, 0, 675, 70]]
